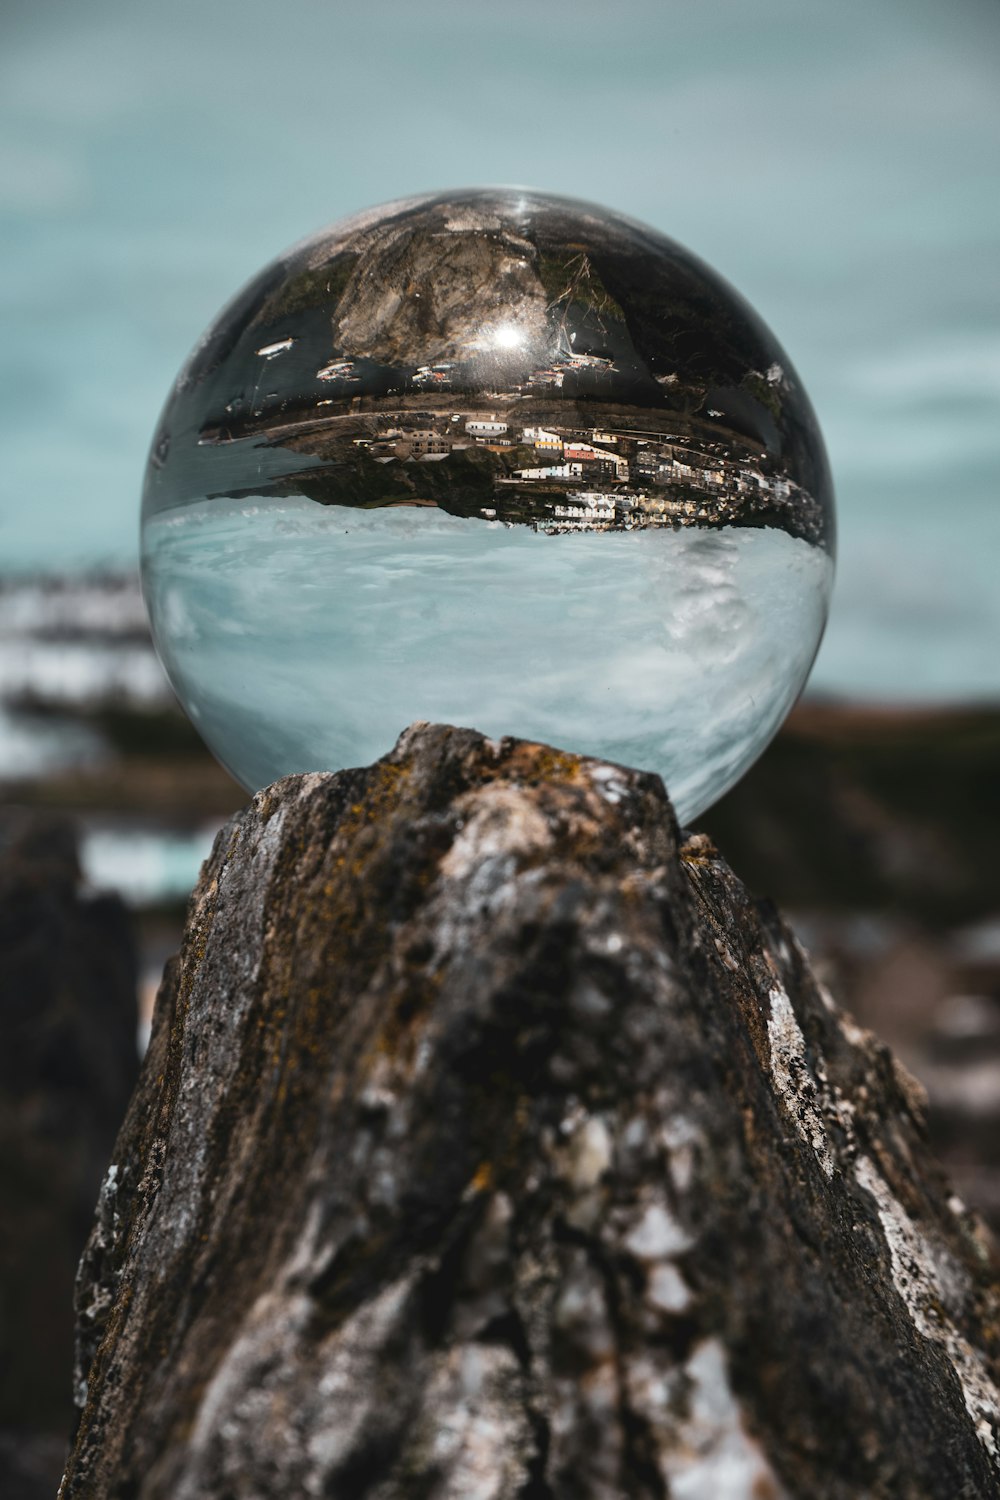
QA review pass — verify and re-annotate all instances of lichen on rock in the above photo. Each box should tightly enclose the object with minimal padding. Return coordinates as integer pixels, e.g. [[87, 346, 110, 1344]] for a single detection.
[[60, 724, 1000, 1499]]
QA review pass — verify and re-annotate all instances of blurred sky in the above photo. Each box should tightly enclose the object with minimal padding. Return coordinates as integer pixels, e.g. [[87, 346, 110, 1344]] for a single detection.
[[1, 0, 998, 699]]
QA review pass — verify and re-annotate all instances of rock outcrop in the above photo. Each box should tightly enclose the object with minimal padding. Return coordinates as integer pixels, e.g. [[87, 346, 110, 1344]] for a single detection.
[[0, 811, 137, 1497], [61, 725, 1000, 1498]]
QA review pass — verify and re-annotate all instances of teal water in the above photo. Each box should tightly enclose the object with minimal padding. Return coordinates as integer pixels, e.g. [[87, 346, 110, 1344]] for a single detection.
[[2, 0, 998, 701], [142, 498, 833, 823]]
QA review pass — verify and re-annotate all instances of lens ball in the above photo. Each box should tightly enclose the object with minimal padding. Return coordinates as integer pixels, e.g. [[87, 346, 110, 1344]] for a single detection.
[[141, 188, 834, 822]]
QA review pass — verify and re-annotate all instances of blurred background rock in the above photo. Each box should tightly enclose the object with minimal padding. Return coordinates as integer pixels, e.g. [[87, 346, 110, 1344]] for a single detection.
[[1, 0, 998, 1488], [0, 809, 137, 1496]]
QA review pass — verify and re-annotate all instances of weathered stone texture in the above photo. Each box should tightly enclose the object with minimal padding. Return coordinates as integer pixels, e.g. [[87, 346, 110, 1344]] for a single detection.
[[61, 725, 1000, 1498]]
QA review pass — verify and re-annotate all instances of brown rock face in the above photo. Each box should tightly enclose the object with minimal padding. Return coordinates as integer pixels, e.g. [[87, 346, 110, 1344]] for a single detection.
[[61, 726, 1000, 1498], [334, 217, 549, 367]]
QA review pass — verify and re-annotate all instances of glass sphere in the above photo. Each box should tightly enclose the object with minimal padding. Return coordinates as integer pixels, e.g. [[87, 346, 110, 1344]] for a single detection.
[[141, 189, 834, 823]]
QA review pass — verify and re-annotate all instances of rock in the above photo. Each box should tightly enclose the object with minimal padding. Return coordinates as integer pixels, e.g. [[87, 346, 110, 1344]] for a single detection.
[[334, 213, 549, 367], [700, 701, 1000, 928], [0, 810, 138, 1495], [700, 701, 1000, 1235], [60, 725, 1000, 1499]]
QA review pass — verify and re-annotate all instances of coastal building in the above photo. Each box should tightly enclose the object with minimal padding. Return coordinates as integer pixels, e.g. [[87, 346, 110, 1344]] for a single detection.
[[513, 464, 576, 481], [571, 492, 616, 515], [522, 427, 563, 452], [547, 492, 618, 530], [564, 443, 628, 481], [397, 430, 451, 458], [526, 368, 564, 388], [413, 364, 455, 388], [634, 446, 657, 480]]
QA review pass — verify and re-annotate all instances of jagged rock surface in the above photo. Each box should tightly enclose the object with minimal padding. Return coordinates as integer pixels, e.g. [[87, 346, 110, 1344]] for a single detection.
[[61, 725, 1000, 1499]]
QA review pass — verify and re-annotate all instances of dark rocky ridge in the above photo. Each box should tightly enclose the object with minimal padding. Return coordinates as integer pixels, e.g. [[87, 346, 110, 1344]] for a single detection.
[[61, 724, 999, 1498]]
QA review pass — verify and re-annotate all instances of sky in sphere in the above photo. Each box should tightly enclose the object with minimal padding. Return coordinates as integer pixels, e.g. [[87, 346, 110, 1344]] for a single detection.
[[0, 0, 998, 702]]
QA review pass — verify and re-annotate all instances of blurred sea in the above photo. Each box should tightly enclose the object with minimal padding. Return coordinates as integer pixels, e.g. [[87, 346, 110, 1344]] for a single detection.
[[1, 0, 998, 704]]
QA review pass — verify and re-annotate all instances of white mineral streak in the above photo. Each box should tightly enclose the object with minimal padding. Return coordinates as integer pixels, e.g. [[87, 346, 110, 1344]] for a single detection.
[[282, 1199, 327, 1282], [566, 1116, 613, 1190], [421, 1344, 532, 1500], [626, 1338, 784, 1500], [817, 981, 840, 1016], [550, 1253, 622, 1489], [766, 984, 839, 1177], [624, 1201, 693, 1261], [179, 1273, 422, 1497], [174, 1289, 309, 1498], [646, 1262, 692, 1314], [307, 1277, 422, 1472], [670, 1340, 785, 1499], [439, 784, 551, 884], [74, 1162, 126, 1406], [618, 1186, 698, 1323], [358, 1049, 401, 1116], [766, 982, 1000, 1468], [713, 934, 743, 972], [558, 1111, 614, 1232], [588, 763, 629, 805], [854, 1155, 1000, 1467], [660, 1114, 701, 1194]]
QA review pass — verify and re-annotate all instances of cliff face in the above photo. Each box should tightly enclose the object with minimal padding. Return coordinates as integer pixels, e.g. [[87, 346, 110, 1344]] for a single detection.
[[61, 725, 1000, 1499]]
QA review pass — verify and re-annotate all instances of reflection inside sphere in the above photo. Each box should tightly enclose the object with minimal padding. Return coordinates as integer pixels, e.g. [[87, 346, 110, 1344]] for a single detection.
[[141, 188, 835, 823]]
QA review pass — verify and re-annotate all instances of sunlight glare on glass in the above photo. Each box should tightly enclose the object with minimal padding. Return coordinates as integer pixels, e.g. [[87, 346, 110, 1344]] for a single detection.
[[491, 322, 524, 350]]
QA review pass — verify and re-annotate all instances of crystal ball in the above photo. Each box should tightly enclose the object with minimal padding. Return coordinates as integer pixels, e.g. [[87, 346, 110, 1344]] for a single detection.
[[141, 189, 834, 823]]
